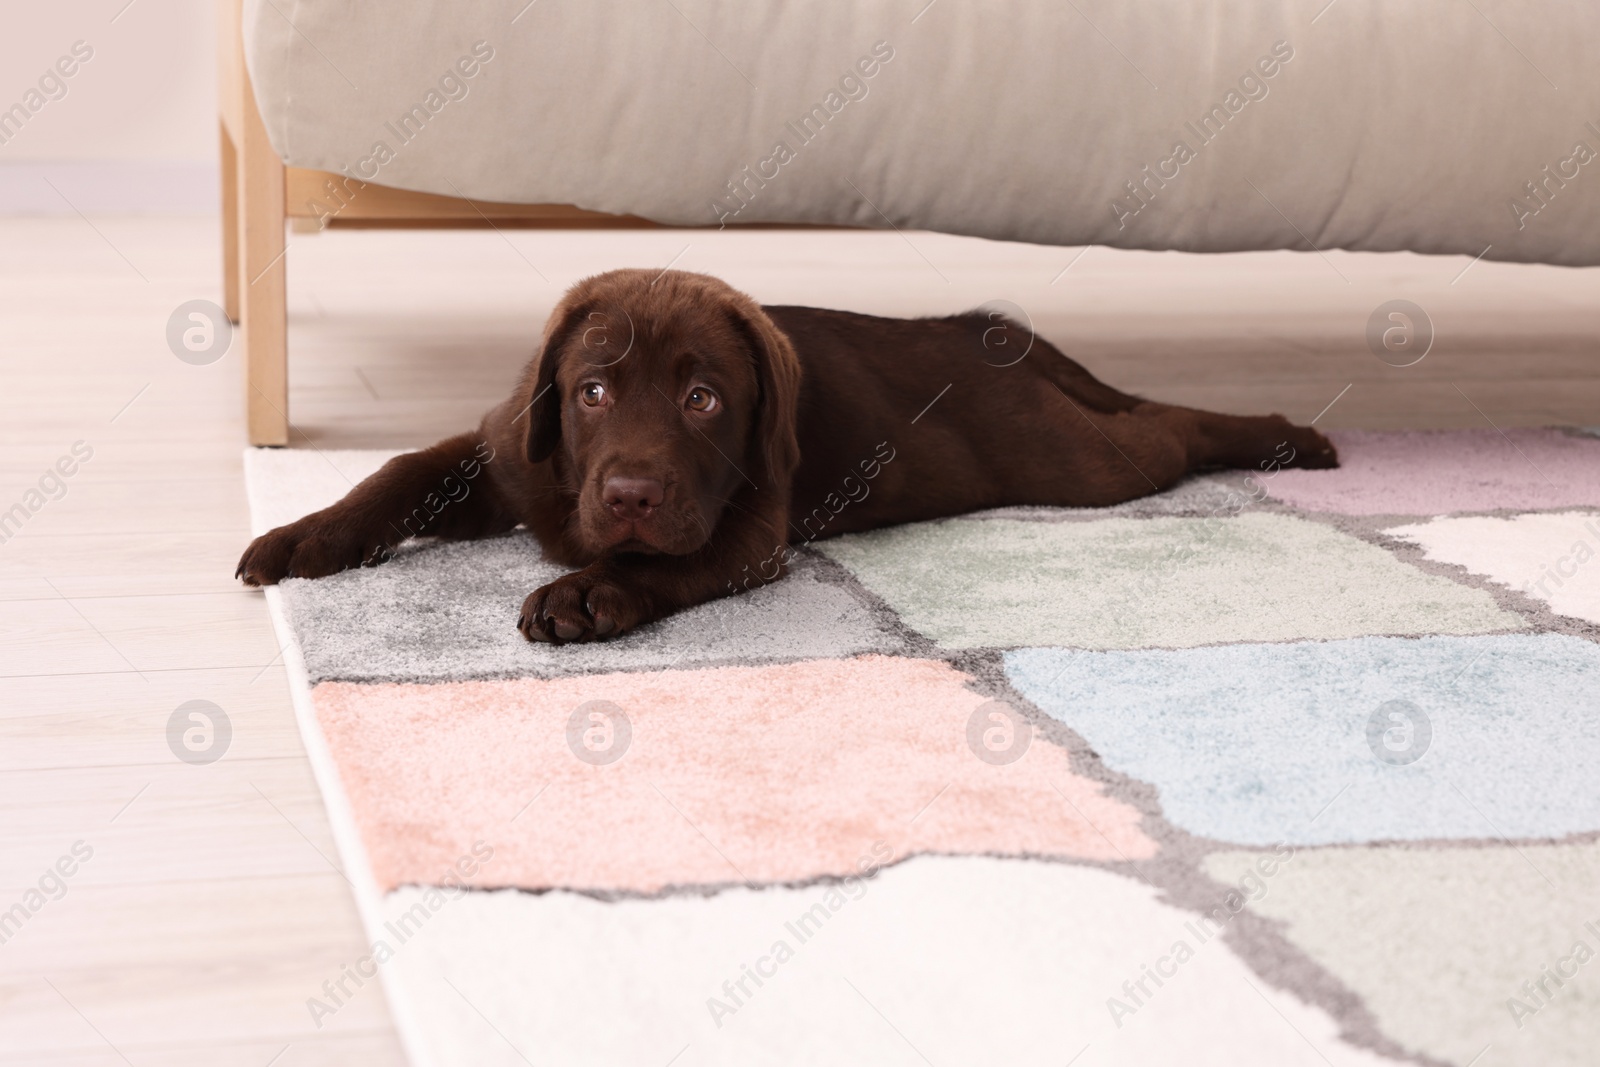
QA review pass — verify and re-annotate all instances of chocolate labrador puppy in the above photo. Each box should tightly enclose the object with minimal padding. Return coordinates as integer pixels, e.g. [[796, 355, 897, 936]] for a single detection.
[[237, 269, 1337, 642]]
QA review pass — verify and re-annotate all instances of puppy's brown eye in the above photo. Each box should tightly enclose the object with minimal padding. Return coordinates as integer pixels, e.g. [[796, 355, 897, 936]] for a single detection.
[[580, 383, 606, 407], [686, 387, 718, 413]]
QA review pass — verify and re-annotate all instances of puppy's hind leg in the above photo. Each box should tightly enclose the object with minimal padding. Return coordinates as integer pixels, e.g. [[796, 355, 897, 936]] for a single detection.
[[236, 432, 515, 586], [1143, 403, 1339, 473], [1027, 339, 1337, 474]]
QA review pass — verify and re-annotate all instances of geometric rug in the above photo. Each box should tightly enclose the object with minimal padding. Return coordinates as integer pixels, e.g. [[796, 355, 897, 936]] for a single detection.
[[244, 428, 1600, 1067]]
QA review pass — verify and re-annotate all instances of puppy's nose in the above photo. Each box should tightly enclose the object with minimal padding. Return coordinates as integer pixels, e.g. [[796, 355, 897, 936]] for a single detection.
[[603, 477, 664, 521]]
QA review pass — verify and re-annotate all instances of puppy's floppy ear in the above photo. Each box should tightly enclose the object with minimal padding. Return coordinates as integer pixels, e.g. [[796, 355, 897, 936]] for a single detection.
[[521, 297, 592, 464], [727, 303, 802, 488]]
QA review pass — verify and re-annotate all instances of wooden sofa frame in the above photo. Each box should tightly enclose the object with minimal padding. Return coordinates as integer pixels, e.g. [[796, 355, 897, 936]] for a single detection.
[[220, 0, 702, 445]]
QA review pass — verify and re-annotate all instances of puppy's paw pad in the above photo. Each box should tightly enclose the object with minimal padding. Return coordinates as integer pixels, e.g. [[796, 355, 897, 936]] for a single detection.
[[518, 572, 644, 645]]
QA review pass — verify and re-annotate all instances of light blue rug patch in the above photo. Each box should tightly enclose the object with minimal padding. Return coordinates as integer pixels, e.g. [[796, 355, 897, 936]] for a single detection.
[[1005, 634, 1600, 845]]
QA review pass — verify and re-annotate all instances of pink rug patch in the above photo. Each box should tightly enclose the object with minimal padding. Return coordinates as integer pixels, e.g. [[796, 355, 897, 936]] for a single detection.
[[1265, 429, 1600, 515], [312, 656, 1155, 894]]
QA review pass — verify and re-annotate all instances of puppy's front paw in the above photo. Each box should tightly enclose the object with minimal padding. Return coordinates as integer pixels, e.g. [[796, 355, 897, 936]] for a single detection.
[[518, 570, 648, 644], [236, 518, 392, 586]]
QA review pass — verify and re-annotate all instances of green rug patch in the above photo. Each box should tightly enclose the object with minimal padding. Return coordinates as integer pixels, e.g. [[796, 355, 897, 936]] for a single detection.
[[1206, 842, 1600, 1067], [817, 512, 1521, 649]]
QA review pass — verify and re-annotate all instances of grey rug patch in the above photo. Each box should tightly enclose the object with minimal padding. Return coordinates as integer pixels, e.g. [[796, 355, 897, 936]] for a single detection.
[[280, 534, 908, 684]]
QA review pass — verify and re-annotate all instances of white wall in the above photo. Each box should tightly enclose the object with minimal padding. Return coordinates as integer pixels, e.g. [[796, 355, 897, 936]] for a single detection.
[[0, 0, 218, 211]]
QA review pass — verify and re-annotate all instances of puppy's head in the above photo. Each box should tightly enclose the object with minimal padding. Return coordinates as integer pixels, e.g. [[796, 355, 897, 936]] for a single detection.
[[522, 269, 800, 558]]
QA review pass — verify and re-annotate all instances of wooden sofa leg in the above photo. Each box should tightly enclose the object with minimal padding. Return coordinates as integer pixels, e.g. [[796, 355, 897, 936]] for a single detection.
[[220, 119, 240, 324], [237, 52, 288, 447]]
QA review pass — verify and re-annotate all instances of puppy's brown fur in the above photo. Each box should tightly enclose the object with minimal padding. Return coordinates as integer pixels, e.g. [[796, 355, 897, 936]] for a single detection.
[[238, 269, 1337, 642]]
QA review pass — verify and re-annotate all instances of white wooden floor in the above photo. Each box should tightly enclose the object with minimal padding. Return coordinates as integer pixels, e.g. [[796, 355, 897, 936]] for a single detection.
[[2, 215, 1597, 1065]]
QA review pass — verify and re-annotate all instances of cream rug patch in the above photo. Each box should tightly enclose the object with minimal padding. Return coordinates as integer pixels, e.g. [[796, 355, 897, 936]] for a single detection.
[[1388, 511, 1600, 625]]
